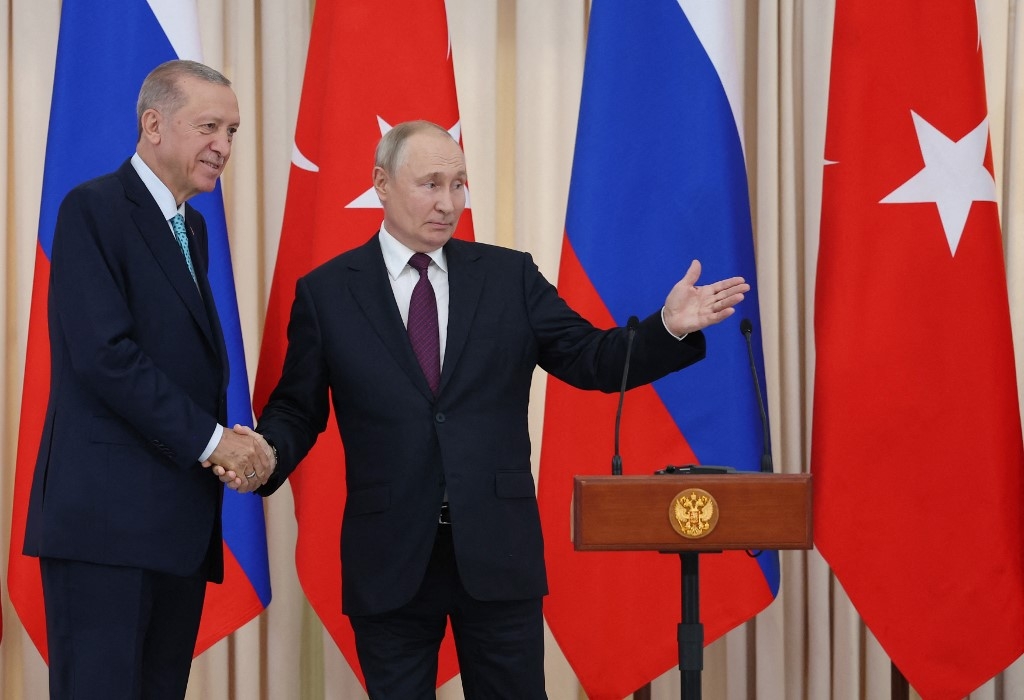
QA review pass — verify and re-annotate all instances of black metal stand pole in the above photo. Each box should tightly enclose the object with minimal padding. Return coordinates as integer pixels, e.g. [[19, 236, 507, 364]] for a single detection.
[[679, 551, 703, 700], [891, 662, 910, 700]]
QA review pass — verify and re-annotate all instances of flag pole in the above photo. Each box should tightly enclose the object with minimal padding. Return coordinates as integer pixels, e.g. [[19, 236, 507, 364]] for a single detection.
[[891, 663, 909, 700]]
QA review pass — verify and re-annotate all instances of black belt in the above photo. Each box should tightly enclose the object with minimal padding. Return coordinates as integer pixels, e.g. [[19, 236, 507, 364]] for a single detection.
[[438, 502, 451, 525]]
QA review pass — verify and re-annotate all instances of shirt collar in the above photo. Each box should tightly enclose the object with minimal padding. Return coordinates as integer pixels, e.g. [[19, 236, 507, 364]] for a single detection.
[[378, 223, 447, 281], [131, 153, 184, 221]]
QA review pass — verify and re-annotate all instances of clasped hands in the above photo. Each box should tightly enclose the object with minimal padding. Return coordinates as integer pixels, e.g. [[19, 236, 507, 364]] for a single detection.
[[203, 424, 276, 494]]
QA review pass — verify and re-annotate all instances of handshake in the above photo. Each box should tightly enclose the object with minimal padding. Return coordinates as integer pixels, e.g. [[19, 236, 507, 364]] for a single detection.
[[202, 424, 277, 494]]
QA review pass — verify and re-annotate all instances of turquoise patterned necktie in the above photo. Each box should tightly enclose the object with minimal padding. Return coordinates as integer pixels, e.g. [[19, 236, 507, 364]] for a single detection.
[[170, 214, 197, 285]]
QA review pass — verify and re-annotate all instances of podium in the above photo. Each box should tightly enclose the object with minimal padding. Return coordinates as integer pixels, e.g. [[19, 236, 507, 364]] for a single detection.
[[572, 473, 813, 699]]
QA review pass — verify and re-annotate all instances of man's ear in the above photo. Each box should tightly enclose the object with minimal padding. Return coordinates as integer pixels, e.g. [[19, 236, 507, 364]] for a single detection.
[[139, 108, 162, 145], [372, 166, 388, 203]]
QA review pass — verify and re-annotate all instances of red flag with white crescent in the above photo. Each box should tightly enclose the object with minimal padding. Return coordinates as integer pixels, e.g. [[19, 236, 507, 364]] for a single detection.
[[813, 2, 1024, 698]]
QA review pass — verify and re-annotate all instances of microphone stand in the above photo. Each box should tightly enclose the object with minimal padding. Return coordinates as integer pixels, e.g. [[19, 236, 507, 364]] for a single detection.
[[740, 318, 773, 473], [614, 317, 769, 700], [643, 318, 773, 700], [679, 551, 702, 700], [611, 316, 639, 475], [651, 470, 714, 700]]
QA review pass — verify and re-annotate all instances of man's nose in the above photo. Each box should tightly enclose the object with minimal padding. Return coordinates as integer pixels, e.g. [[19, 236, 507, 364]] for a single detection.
[[212, 129, 232, 157], [434, 189, 452, 212]]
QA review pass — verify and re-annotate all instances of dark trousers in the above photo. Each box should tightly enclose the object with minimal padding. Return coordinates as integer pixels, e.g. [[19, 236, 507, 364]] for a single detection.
[[40, 557, 206, 700], [349, 526, 547, 699]]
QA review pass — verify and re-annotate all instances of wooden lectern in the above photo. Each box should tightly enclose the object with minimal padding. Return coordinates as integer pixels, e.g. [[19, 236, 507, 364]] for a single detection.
[[572, 472, 813, 699]]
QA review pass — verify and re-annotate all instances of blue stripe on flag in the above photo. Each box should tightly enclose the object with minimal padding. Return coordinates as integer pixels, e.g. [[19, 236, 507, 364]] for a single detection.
[[39, 0, 271, 605], [39, 1, 173, 258], [568, 0, 778, 591], [194, 185, 272, 605]]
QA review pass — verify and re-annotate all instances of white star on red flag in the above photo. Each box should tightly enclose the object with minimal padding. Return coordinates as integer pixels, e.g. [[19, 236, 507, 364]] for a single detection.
[[880, 111, 995, 255], [345, 117, 469, 209]]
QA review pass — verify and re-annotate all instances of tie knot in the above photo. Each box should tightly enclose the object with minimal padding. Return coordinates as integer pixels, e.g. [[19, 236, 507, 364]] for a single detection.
[[171, 213, 186, 235], [409, 252, 432, 275]]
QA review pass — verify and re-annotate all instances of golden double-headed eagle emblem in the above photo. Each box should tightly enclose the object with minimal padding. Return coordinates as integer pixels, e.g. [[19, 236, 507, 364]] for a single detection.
[[669, 488, 720, 539]]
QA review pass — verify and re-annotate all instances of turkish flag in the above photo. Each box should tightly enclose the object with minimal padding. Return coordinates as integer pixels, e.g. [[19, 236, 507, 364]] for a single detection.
[[813, 2, 1024, 699], [252, 0, 472, 689]]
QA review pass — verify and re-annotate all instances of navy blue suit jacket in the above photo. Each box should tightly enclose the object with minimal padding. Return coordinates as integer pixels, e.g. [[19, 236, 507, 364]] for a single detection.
[[257, 234, 706, 616], [24, 159, 229, 582]]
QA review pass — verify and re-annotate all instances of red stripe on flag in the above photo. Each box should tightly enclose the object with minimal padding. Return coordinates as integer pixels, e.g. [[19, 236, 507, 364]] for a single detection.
[[539, 238, 773, 698], [195, 545, 266, 656], [7, 243, 53, 658]]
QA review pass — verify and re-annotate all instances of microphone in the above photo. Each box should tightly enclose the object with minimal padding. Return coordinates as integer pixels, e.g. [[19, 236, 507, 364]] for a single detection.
[[740, 318, 773, 473], [611, 316, 640, 475]]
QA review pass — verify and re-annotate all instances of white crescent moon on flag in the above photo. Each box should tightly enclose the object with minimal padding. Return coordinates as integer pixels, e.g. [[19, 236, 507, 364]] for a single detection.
[[146, 0, 203, 61], [292, 143, 320, 173]]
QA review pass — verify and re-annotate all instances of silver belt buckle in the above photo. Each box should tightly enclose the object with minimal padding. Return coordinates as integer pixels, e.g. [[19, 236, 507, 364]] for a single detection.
[[438, 503, 451, 525]]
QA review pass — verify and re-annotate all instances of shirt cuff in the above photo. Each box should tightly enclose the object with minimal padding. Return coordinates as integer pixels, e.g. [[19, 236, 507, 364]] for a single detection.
[[198, 424, 225, 463], [661, 306, 688, 341]]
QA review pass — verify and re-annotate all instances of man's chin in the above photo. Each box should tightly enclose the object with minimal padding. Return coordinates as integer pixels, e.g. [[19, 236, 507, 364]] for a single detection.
[[196, 179, 220, 194]]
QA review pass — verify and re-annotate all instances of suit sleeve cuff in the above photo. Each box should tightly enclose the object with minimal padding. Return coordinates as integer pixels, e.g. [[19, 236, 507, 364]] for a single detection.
[[661, 306, 688, 341], [198, 424, 224, 463]]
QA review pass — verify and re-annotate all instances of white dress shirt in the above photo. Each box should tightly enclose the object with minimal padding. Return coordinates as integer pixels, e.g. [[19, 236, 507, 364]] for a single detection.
[[378, 224, 450, 366]]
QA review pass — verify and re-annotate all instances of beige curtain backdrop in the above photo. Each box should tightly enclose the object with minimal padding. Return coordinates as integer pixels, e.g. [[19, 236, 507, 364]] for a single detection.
[[1, 0, 1022, 698]]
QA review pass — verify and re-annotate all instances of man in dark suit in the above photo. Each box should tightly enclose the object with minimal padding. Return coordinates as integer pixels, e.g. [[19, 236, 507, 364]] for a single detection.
[[224, 120, 748, 698], [23, 60, 270, 700]]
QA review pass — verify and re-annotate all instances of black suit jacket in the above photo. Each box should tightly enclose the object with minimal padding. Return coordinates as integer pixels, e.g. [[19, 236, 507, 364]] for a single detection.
[[257, 235, 705, 615], [24, 159, 229, 582]]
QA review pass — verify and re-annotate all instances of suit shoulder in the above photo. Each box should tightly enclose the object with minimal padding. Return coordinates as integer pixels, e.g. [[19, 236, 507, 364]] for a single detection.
[[302, 235, 381, 284], [446, 238, 535, 267], [61, 170, 124, 209]]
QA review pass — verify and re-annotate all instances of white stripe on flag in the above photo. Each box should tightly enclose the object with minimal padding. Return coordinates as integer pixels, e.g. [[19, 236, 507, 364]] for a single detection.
[[677, 0, 747, 153], [146, 0, 203, 61]]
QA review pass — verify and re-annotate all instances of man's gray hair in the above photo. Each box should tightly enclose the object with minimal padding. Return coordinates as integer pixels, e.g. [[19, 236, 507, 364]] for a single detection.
[[137, 60, 231, 139], [374, 121, 457, 174]]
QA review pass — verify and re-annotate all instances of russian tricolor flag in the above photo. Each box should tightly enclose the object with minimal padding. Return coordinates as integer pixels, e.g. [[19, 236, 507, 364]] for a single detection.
[[7, 0, 270, 659], [538, 1, 777, 696]]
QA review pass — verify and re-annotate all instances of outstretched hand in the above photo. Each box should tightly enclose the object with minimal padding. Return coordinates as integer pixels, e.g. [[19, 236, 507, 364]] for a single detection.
[[662, 260, 750, 337]]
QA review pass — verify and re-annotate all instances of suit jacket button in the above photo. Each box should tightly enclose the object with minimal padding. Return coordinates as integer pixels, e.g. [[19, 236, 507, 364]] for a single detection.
[[435, 412, 446, 423]]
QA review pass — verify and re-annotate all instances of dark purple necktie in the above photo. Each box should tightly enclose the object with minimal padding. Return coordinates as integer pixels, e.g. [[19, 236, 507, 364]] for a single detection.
[[407, 253, 440, 394]]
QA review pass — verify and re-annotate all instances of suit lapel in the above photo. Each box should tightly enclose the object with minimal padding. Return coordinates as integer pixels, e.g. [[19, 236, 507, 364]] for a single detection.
[[347, 236, 437, 400], [347, 235, 485, 400], [119, 163, 217, 350], [188, 208, 230, 385], [440, 238, 484, 395]]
